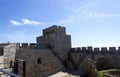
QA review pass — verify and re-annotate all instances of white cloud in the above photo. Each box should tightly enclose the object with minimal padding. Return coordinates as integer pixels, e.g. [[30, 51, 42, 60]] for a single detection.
[[59, 17, 74, 24], [22, 19, 44, 25], [86, 12, 120, 18], [22, 19, 31, 24], [57, 0, 120, 26], [10, 20, 22, 26], [10, 18, 45, 26], [86, 12, 106, 18]]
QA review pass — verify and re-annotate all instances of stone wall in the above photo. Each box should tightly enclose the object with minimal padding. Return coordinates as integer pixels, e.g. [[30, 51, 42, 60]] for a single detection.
[[3, 43, 19, 68], [15, 48, 64, 77], [3, 43, 120, 77], [67, 47, 120, 70], [0, 43, 9, 56], [0, 56, 4, 68]]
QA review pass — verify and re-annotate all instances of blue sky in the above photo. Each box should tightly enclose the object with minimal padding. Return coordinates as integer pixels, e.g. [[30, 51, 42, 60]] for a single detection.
[[0, 0, 120, 47]]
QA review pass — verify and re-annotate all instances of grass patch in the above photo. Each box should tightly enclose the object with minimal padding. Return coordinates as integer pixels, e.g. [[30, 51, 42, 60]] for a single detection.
[[97, 71, 106, 77]]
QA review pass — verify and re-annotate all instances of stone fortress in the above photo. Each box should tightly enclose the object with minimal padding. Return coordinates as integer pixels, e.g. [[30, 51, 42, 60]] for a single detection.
[[0, 25, 120, 77]]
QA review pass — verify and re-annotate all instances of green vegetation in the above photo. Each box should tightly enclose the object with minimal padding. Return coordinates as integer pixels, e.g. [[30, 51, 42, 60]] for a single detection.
[[97, 71, 106, 77]]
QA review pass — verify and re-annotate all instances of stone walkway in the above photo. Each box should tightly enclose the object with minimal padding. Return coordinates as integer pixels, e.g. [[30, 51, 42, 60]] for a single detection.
[[49, 71, 80, 77], [49, 69, 81, 77]]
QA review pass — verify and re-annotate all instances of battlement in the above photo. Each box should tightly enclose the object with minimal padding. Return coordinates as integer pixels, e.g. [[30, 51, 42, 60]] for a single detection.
[[17, 43, 37, 49], [0, 43, 10, 48], [43, 25, 66, 36], [44, 25, 65, 30], [71, 46, 120, 54]]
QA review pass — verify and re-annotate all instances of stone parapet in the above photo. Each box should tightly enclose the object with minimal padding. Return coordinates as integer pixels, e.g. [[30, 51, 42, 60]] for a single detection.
[[70, 46, 120, 54]]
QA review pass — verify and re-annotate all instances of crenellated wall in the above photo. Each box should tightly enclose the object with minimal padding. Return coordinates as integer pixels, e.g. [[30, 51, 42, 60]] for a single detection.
[[67, 46, 120, 70], [16, 43, 37, 49], [71, 46, 120, 54], [3, 43, 120, 77]]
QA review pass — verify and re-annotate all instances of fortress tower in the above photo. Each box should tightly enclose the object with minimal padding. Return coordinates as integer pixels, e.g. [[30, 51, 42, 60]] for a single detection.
[[36, 25, 71, 49]]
